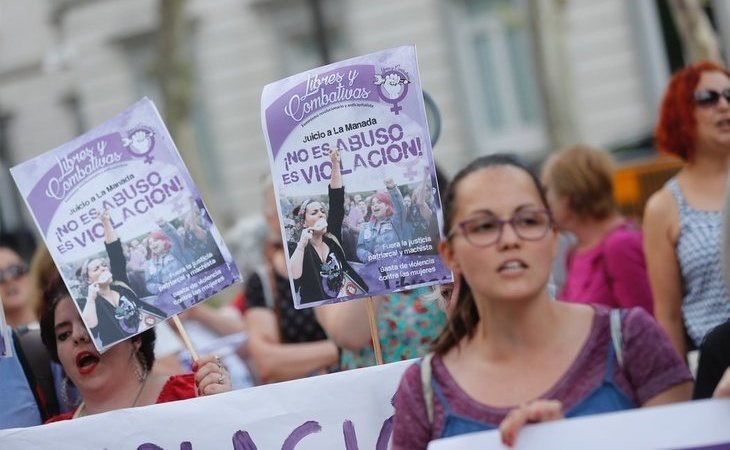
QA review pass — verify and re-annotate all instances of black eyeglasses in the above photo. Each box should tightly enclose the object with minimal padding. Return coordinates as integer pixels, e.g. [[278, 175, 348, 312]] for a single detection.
[[0, 264, 28, 284], [447, 209, 552, 247], [694, 88, 730, 108]]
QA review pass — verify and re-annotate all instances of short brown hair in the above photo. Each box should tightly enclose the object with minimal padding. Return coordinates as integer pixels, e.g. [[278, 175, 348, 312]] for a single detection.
[[543, 145, 616, 221]]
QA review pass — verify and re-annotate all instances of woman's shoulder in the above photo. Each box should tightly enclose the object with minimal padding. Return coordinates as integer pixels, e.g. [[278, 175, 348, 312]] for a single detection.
[[586, 304, 651, 334], [620, 306, 656, 332], [643, 186, 679, 225], [401, 358, 426, 384], [156, 373, 197, 404]]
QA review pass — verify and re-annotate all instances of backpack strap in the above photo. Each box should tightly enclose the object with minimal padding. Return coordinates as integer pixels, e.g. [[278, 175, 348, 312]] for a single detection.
[[609, 309, 624, 368], [14, 327, 59, 420], [420, 352, 435, 425]]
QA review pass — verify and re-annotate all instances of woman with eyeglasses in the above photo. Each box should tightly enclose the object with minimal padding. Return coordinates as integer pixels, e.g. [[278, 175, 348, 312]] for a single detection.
[[391, 154, 692, 449], [644, 61, 730, 360], [0, 242, 35, 329], [289, 149, 368, 304], [79, 210, 166, 348], [541, 145, 653, 314]]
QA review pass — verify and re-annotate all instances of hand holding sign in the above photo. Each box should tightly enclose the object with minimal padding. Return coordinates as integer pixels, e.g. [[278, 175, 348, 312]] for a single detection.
[[193, 354, 232, 396], [499, 400, 564, 448]]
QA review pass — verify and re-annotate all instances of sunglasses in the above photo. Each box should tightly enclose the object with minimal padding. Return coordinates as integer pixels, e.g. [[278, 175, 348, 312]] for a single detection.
[[694, 88, 730, 108], [0, 264, 28, 284]]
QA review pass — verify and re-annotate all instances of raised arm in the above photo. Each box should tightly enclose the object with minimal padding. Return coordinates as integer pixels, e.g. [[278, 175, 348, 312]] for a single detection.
[[185, 197, 208, 241], [101, 210, 131, 285], [643, 190, 686, 358], [414, 173, 433, 224], [100, 209, 118, 243], [158, 219, 186, 258], [386, 178, 407, 236], [330, 148, 342, 189]]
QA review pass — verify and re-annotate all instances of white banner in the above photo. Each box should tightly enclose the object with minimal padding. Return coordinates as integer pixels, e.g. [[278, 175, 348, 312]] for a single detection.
[[428, 399, 730, 450], [0, 360, 411, 450]]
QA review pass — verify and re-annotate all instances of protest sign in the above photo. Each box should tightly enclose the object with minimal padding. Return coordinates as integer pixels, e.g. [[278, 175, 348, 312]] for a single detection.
[[0, 296, 10, 357], [428, 398, 730, 450], [10, 98, 241, 352], [0, 359, 411, 449], [261, 45, 452, 308]]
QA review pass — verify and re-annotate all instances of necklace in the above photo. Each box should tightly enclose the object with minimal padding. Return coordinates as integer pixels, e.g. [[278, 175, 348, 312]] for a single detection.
[[72, 375, 149, 419]]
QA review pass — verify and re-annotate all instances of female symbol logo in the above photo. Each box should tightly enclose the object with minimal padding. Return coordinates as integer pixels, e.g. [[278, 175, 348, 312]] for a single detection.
[[122, 127, 156, 163], [374, 70, 410, 115]]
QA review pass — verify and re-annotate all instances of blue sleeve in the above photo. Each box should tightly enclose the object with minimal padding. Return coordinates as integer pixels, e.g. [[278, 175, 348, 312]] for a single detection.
[[145, 265, 161, 295], [161, 222, 192, 266], [356, 225, 372, 262]]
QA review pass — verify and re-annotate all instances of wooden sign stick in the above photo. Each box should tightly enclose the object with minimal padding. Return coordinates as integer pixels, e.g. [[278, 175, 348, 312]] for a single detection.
[[365, 297, 383, 365], [172, 314, 199, 362]]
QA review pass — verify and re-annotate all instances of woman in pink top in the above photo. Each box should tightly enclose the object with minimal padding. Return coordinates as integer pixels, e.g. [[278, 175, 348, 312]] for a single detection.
[[541, 145, 653, 314]]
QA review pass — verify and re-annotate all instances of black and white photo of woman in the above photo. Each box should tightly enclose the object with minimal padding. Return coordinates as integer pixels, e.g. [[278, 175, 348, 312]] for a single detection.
[[79, 210, 166, 348], [288, 149, 369, 304]]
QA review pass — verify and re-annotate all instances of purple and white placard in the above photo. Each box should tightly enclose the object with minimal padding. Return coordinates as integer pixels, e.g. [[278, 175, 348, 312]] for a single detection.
[[261, 46, 451, 308], [11, 98, 241, 352]]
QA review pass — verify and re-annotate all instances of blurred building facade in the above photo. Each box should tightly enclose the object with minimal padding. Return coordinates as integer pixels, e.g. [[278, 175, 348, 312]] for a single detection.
[[1, 0, 729, 240]]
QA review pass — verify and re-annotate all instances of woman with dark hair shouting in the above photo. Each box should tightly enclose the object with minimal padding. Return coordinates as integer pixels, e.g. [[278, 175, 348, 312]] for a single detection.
[[40, 275, 230, 422]]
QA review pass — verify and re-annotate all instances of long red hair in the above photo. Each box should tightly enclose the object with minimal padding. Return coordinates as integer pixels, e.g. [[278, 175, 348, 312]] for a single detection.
[[655, 61, 730, 161]]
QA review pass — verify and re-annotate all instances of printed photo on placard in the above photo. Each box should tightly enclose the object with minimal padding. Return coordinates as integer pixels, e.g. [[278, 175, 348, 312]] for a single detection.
[[11, 98, 241, 352], [261, 45, 452, 308]]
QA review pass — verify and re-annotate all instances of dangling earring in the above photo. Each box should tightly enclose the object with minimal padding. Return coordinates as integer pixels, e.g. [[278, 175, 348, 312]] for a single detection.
[[60, 375, 80, 408], [134, 351, 148, 382]]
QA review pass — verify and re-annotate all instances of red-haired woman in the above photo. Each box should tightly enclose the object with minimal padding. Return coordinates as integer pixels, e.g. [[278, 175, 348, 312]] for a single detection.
[[644, 61, 730, 359], [144, 225, 185, 296], [356, 178, 408, 262]]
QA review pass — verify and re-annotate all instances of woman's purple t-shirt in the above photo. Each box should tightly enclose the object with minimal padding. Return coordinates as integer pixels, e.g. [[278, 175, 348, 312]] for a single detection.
[[560, 221, 654, 314], [392, 307, 691, 450]]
